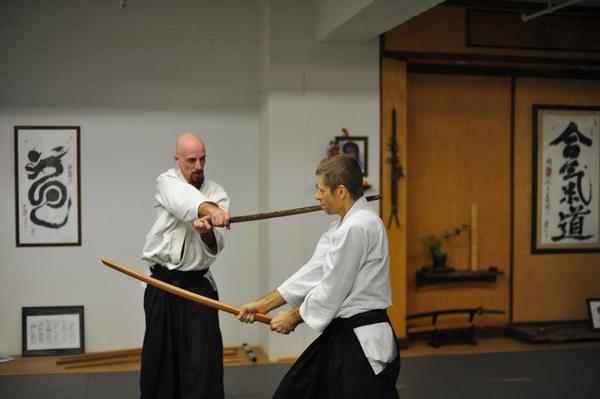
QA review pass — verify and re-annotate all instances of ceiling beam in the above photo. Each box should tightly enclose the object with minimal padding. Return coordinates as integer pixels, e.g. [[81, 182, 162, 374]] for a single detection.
[[314, 0, 444, 43]]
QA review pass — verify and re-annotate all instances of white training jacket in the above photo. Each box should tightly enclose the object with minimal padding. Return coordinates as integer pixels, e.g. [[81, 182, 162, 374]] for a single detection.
[[278, 196, 397, 374], [142, 168, 229, 286]]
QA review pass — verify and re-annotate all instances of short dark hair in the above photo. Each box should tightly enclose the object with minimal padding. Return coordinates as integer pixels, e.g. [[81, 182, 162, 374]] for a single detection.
[[316, 155, 364, 199], [342, 141, 359, 155]]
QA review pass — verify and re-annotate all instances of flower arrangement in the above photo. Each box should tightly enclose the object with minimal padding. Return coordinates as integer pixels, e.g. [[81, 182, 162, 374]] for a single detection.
[[327, 128, 350, 158], [423, 223, 470, 267], [327, 139, 340, 157]]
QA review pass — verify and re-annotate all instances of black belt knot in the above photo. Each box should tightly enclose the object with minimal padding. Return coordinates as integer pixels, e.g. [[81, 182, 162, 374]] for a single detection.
[[150, 264, 208, 288]]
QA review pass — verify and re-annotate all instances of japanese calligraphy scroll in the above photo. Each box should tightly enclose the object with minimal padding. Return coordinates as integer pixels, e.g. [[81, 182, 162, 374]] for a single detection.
[[14, 126, 81, 246], [532, 106, 600, 253]]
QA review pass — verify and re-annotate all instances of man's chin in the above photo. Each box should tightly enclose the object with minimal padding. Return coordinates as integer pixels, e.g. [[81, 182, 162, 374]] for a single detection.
[[191, 176, 204, 189]]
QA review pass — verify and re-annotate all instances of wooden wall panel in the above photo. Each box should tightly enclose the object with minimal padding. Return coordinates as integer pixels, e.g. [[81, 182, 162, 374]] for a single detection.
[[513, 78, 600, 322], [406, 74, 511, 325], [381, 59, 408, 338], [385, 5, 600, 61], [381, 2, 600, 332]]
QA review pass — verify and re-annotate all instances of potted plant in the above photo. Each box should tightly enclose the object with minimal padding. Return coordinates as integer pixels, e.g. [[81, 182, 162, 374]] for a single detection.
[[423, 224, 470, 268]]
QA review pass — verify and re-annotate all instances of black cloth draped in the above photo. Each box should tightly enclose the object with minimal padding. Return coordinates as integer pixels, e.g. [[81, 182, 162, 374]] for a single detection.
[[140, 265, 224, 399], [273, 309, 400, 399]]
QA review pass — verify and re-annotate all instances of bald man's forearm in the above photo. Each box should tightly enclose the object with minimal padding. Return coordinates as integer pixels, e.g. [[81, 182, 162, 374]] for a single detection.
[[198, 202, 230, 228]]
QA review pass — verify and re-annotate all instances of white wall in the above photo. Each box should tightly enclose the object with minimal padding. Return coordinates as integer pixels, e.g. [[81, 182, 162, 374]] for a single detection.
[[0, 0, 261, 354], [258, 0, 380, 359], [0, 0, 381, 361]]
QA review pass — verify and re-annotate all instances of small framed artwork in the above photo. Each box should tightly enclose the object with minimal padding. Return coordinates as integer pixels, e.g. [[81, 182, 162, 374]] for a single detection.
[[14, 126, 81, 247], [531, 105, 600, 253], [587, 298, 600, 331], [22, 306, 85, 356], [336, 136, 368, 176]]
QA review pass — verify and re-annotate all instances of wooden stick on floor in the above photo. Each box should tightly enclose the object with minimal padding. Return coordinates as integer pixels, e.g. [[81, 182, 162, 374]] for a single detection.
[[58, 347, 245, 368], [64, 355, 141, 369], [57, 348, 141, 365]]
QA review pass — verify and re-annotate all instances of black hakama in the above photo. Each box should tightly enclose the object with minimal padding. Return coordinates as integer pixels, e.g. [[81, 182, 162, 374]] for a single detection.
[[273, 310, 400, 399], [140, 265, 224, 399]]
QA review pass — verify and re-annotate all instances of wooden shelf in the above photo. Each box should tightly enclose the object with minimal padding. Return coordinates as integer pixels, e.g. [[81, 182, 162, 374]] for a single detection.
[[416, 266, 503, 288]]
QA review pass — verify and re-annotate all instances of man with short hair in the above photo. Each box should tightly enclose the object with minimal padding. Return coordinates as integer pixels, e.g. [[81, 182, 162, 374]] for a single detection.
[[140, 132, 230, 399], [238, 155, 400, 399]]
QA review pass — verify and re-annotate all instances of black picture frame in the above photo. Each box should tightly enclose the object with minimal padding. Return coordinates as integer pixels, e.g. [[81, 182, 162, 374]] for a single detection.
[[22, 306, 85, 356], [14, 125, 82, 247], [336, 136, 368, 177], [587, 298, 600, 331], [531, 105, 600, 254]]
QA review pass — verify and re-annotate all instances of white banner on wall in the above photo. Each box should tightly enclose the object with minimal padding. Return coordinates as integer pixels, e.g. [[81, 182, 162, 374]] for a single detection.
[[533, 106, 600, 253]]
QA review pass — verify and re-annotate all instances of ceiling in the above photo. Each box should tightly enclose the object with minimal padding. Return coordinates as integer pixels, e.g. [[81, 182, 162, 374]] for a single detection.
[[317, 0, 600, 43]]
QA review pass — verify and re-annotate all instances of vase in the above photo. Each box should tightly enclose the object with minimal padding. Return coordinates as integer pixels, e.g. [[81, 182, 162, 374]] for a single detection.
[[431, 250, 447, 268]]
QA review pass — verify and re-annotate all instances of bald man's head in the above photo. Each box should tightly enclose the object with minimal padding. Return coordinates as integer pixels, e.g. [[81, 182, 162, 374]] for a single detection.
[[174, 133, 206, 188]]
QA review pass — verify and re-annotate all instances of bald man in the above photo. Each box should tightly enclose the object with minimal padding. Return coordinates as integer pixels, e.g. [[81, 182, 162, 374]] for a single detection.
[[140, 133, 230, 399]]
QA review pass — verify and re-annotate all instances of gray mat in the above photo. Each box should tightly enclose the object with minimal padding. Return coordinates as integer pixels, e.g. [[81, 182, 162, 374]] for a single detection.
[[1, 347, 599, 399]]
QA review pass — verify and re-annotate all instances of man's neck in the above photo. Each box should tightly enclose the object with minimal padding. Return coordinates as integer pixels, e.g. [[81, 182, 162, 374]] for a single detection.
[[338, 197, 357, 219]]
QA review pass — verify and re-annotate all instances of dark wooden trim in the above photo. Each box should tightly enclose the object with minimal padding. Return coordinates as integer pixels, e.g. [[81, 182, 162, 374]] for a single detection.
[[407, 325, 508, 342], [381, 50, 600, 67], [466, 8, 600, 53], [509, 76, 515, 325], [445, 0, 600, 15], [405, 63, 600, 80], [407, 307, 504, 320], [509, 318, 589, 326], [379, 34, 384, 219], [530, 104, 539, 255], [416, 267, 504, 288]]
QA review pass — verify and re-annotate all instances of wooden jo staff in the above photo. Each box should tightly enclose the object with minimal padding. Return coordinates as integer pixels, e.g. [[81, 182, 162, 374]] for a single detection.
[[101, 258, 272, 325], [230, 194, 381, 223], [102, 197, 381, 324]]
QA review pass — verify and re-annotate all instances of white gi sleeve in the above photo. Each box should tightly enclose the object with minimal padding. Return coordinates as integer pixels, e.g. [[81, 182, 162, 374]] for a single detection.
[[155, 173, 211, 222], [200, 184, 230, 256], [299, 225, 368, 332]]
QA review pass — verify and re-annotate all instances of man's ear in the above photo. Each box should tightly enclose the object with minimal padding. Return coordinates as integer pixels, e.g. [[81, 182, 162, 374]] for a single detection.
[[336, 185, 347, 199]]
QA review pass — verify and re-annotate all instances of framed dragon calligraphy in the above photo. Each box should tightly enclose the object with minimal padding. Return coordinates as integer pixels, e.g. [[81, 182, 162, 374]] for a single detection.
[[14, 126, 81, 247], [532, 106, 600, 253]]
